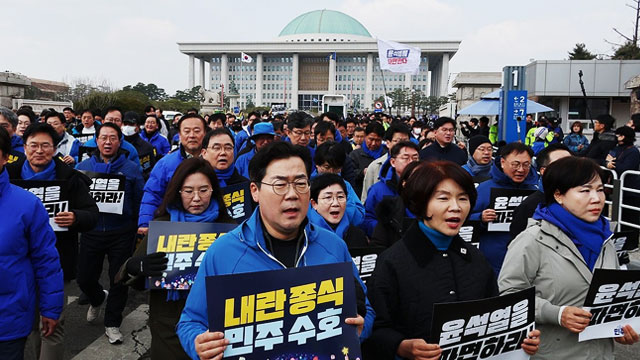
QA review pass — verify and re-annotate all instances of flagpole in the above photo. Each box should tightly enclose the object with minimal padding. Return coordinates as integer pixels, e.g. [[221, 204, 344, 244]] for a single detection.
[[240, 56, 243, 110], [380, 67, 389, 110]]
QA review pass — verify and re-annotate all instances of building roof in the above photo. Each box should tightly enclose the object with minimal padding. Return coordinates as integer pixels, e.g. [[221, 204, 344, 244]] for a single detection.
[[278, 10, 371, 38]]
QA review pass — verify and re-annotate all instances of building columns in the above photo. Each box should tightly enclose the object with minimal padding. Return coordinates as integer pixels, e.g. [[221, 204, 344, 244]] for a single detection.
[[188, 54, 195, 89], [328, 54, 336, 94], [404, 72, 412, 90], [199, 58, 205, 88], [365, 53, 373, 110], [256, 54, 263, 106], [220, 53, 229, 96], [439, 53, 449, 97], [291, 53, 299, 109]]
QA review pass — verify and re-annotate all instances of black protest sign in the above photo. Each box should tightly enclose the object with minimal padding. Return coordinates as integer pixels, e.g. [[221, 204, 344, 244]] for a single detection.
[[579, 269, 640, 342], [146, 221, 237, 290], [487, 188, 536, 232], [430, 287, 535, 360], [222, 182, 252, 222], [612, 230, 640, 252], [460, 220, 482, 249], [349, 246, 385, 285], [205, 262, 361, 360], [80, 170, 126, 215], [11, 180, 69, 232], [77, 146, 93, 163], [74, 134, 93, 145]]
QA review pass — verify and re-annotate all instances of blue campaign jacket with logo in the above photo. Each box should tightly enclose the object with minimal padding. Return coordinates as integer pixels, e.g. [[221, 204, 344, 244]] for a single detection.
[[0, 168, 63, 341], [234, 148, 255, 179], [76, 153, 145, 231], [138, 148, 187, 228], [176, 207, 375, 360], [83, 136, 141, 167], [140, 130, 171, 156], [469, 159, 538, 275]]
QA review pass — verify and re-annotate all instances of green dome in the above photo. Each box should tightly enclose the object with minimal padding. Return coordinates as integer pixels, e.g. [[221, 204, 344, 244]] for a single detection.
[[279, 10, 371, 38]]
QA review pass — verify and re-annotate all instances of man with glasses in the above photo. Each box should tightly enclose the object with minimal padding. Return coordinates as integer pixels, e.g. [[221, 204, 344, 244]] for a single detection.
[[177, 141, 373, 360], [419, 117, 467, 165], [469, 142, 538, 274], [7, 123, 98, 359], [138, 114, 208, 235], [201, 128, 248, 187], [235, 122, 275, 179], [349, 121, 386, 197], [80, 107, 141, 166], [75, 123, 144, 344], [361, 123, 411, 202], [462, 135, 494, 184], [45, 111, 80, 165], [362, 141, 419, 237]]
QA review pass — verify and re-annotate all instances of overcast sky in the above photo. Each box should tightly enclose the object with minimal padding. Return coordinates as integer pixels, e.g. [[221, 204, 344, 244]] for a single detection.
[[1, 0, 628, 94]]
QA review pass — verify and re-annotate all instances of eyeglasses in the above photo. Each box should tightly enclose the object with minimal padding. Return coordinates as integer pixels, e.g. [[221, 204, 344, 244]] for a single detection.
[[259, 179, 310, 195], [179, 187, 213, 199], [439, 127, 455, 133], [475, 146, 493, 153], [292, 129, 311, 137], [318, 193, 347, 204], [26, 143, 54, 151], [508, 162, 531, 170], [105, 117, 122, 123], [97, 135, 119, 142], [395, 154, 419, 162], [209, 144, 234, 152]]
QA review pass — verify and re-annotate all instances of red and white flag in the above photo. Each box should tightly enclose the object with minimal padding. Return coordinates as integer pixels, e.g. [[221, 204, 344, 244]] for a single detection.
[[241, 52, 253, 63]]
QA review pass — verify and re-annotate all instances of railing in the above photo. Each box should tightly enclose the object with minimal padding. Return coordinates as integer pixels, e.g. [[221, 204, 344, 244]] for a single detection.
[[617, 170, 640, 232], [600, 166, 619, 223]]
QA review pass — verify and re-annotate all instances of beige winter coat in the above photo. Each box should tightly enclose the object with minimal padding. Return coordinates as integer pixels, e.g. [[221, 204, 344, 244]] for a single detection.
[[498, 218, 619, 360]]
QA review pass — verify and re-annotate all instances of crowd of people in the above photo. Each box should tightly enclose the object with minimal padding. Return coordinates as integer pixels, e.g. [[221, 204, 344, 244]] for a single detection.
[[1, 103, 640, 360]]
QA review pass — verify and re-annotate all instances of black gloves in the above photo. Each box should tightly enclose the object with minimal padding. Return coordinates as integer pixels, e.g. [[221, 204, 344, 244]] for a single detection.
[[126, 252, 168, 277]]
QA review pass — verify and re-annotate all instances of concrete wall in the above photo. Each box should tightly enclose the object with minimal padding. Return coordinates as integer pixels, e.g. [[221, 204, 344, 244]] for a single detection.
[[0, 72, 30, 108]]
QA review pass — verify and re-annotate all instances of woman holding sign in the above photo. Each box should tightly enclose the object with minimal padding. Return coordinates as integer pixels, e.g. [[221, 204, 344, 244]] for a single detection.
[[499, 157, 639, 359], [365, 161, 540, 360], [116, 158, 235, 359]]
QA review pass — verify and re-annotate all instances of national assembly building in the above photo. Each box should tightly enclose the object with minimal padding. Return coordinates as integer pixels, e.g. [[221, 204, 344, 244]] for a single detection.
[[178, 9, 460, 112]]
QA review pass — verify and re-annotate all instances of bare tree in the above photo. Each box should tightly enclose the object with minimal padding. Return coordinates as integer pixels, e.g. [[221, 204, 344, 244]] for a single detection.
[[607, 0, 640, 47]]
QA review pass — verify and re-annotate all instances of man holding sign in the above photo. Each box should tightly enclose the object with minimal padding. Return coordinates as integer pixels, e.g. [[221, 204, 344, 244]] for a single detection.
[[177, 142, 373, 359], [75, 122, 144, 344]]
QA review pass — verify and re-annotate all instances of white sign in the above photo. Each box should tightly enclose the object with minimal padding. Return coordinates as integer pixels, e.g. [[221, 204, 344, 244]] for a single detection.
[[377, 38, 421, 75]]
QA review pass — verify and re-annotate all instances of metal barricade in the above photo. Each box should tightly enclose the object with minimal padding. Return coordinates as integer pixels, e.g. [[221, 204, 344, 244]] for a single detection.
[[600, 166, 619, 224], [617, 170, 640, 231]]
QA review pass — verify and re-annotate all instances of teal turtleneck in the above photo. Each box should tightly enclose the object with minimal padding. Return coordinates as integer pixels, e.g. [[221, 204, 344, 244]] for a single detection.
[[418, 220, 454, 251]]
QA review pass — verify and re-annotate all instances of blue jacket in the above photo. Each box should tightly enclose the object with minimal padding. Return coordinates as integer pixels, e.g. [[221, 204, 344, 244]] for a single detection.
[[234, 129, 249, 154], [470, 160, 538, 275], [563, 133, 589, 155], [140, 130, 171, 156], [139, 148, 188, 228], [76, 153, 145, 231], [310, 169, 365, 227], [531, 140, 547, 155], [83, 136, 141, 168], [176, 207, 374, 359], [234, 148, 255, 179], [362, 160, 414, 237], [11, 134, 24, 153], [0, 168, 63, 341]]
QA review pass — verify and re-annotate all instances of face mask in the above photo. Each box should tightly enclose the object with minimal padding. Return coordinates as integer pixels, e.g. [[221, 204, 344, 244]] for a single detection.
[[122, 125, 137, 136], [413, 128, 421, 135]]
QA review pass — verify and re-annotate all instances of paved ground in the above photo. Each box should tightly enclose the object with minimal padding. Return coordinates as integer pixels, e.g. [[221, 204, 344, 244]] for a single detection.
[[20, 251, 640, 359]]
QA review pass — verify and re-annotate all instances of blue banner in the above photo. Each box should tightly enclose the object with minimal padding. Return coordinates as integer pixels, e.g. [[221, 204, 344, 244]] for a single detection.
[[205, 262, 361, 360]]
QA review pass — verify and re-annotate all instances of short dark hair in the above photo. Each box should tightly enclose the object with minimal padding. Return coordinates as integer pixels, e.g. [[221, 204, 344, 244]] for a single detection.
[[354, 126, 365, 133], [314, 121, 335, 140], [500, 142, 533, 159], [365, 122, 385, 137], [535, 143, 571, 169], [228, 114, 236, 120], [390, 141, 419, 158], [272, 120, 284, 133], [202, 128, 235, 148], [287, 111, 312, 130], [346, 118, 356, 126], [595, 114, 616, 131], [186, 107, 198, 114], [542, 157, 604, 206], [16, 108, 36, 122], [143, 114, 160, 127], [401, 161, 477, 219], [479, 116, 489, 125], [248, 111, 260, 119], [97, 122, 123, 140], [103, 106, 123, 119], [321, 112, 340, 123], [385, 122, 411, 141], [470, 118, 478, 125], [62, 107, 75, 114], [570, 121, 584, 134], [249, 142, 312, 184], [144, 105, 156, 113], [80, 109, 95, 117], [433, 117, 456, 130], [615, 125, 636, 146], [178, 114, 207, 131], [208, 113, 226, 125], [22, 123, 59, 146], [155, 158, 230, 220], [310, 173, 347, 202], [314, 141, 346, 168], [0, 126, 10, 157], [44, 111, 65, 124]]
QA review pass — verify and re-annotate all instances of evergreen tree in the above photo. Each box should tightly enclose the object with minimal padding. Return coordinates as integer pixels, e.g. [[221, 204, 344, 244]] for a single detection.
[[568, 43, 597, 60]]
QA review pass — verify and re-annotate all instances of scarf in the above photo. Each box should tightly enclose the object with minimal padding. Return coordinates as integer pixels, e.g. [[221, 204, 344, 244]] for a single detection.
[[533, 203, 612, 271], [362, 140, 384, 160], [21, 159, 56, 180], [418, 221, 453, 251], [307, 207, 350, 239], [215, 166, 235, 188], [167, 200, 220, 223], [465, 156, 491, 178], [89, 153, 126, 174]]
